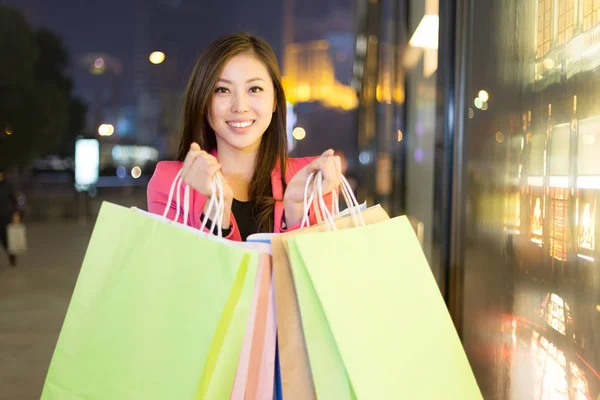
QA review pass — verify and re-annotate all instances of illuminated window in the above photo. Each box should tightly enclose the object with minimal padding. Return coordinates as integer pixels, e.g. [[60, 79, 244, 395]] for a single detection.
[[549, 187, 569, 261], [583, 0, 600, 31], [557, 0, 575, 45], [531, 194, 544, 244], [577, 193, 596, 252], [537, 0, 553, 58], [541, 293, 568, 335], [569, 362, 591, 399]]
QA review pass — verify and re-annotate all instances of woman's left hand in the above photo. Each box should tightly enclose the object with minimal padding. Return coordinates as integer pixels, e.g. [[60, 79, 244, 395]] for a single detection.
[[283, 149, 342, 227]]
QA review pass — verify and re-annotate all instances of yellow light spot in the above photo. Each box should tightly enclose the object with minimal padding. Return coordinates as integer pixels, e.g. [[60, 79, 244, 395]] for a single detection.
[[292, 127, 306, 140], [149, 51, 165, 65], [543, 58, 555, 70], [5, 126, 12, 135], [397, 129, 403, 142], [98, 124, 115, 136], [496, 132, 504, 143], [478, 90, 489, 102]]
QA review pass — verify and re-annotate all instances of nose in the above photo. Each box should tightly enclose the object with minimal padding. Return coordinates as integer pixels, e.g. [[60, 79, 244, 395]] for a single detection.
[[231, 92, 249, 113]]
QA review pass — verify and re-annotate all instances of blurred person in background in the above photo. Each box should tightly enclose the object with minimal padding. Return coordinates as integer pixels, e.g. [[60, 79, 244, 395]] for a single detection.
[[0, 169, 19, 266], [148, 33, 342, 241]]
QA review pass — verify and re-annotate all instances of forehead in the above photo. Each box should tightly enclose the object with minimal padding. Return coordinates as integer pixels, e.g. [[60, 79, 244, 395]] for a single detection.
[[220, 53, 272, 82]]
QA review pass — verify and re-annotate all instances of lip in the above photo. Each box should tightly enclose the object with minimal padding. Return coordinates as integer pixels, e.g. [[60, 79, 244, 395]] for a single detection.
[[227, 120, 255, 132]]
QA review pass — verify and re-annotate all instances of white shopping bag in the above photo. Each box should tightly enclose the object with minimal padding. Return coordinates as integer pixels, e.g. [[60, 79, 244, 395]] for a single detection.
[[7, 223, 27, 255]]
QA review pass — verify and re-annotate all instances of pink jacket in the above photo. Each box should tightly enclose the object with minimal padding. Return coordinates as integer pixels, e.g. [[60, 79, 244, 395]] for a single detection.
[[147, 156, 331, 241]]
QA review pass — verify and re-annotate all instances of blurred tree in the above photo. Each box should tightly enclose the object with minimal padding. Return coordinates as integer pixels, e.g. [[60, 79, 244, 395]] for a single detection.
[[0, 5, 87, 168]]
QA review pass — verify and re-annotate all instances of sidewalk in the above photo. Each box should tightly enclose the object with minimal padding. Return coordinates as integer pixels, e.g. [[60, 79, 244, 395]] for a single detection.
[[0, 221, 94, 400]]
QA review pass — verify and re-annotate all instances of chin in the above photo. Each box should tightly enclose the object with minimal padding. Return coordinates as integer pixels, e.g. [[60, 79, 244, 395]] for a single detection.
[[224, 135, 263, 152]]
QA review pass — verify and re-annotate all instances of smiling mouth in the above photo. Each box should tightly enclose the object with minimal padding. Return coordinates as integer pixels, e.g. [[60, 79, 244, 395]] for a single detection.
[[227, 120, 255, 128]]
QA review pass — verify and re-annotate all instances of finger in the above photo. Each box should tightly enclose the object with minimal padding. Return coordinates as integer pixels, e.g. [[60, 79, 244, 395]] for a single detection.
[[333, 155, 342, 177], [308, 155, 329, 173], [321, 149, 334, 157], [181, 155, 195, 179], [189, 154, 219, 177], [205, 163, 221, 177], [182, 151, 206, 181], [190, 142, 201, 151], [202, 153, 220, 166], [318, 158, 339, 193]]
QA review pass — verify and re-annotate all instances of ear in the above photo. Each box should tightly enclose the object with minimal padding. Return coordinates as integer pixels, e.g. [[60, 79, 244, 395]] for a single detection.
[[272, 100, 277, 113]]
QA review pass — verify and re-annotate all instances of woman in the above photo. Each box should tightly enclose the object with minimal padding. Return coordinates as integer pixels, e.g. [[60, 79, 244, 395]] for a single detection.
[[147, 33, 341, 241]]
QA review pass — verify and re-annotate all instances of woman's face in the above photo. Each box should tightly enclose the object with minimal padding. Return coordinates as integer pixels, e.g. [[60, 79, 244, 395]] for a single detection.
[[209, 53, 276, 153]]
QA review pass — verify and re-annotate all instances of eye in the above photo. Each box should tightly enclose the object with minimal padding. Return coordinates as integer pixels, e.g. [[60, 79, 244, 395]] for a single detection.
[[249, 86, 263, 93], [214, 86, 229, 94]]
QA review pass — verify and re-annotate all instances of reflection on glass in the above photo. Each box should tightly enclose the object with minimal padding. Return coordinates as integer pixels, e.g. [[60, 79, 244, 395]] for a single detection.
[[583, 0, 600, 30], [464, 0, 600, 397], [537, 0, 552, 58], [577, 196, 596, 255], [549, 188, 569, 262], [540, 293, 571, 335], [504, 192, 521, 234], [531, 196, 544, 244]]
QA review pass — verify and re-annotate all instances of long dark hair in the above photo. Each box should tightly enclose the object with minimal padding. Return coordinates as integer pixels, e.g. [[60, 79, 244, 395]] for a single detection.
[[178, 33, 288, 233]]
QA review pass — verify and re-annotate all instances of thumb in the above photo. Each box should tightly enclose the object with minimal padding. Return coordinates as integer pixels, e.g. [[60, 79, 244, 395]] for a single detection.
[[190, 142, 201, 151], [321, 149, 334, 157]]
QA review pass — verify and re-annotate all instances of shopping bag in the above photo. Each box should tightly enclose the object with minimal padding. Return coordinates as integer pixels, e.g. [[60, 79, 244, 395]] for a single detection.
[[230, 251, 277, 400], [272, 205, 389, 400], [7, 222, 27, 255], [42, 202, 260, 400], [287, 216, 483, 399]]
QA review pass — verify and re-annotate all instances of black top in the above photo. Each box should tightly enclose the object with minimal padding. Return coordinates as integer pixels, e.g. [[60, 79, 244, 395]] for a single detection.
[[200, 199, 258, 241], [231, 199, 258, 241]]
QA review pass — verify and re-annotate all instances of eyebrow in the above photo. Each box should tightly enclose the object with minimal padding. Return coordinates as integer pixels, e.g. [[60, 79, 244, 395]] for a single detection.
[[217, 77, 267, 84]]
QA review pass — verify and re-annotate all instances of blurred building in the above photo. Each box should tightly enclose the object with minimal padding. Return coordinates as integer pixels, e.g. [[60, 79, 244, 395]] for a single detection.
[[283, 40, 358, 110]]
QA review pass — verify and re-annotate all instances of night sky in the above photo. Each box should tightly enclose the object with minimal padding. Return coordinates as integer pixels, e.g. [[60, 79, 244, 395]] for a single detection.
[[5, 0, 280, 103], [6, 0, 353, 105]]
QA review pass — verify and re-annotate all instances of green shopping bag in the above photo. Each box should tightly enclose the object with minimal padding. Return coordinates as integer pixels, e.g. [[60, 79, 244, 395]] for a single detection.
[[286, 240, 357, 399], [41, 202, 259, 400], [288, 216, 482, 399]]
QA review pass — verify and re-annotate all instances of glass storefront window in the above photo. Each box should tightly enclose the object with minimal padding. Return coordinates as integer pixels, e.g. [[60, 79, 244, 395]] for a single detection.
[[463, 0, 600, 397]]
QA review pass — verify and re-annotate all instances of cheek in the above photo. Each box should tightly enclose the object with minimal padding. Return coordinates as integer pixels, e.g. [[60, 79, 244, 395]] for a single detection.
[[253, 96, 276, 115], [211, 98, 229, 120]]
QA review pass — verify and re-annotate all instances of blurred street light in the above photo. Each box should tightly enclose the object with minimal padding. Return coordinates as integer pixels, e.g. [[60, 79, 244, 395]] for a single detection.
[[131, 166, 142, 179], [292, 127, 306, 140], [90, 57, 106, 75], [98, 124, 115, 136], [149, 51, 166, 65], [5, 125, 12, 135], [474, 98, 483, 109], [478, 90, 489, 102]]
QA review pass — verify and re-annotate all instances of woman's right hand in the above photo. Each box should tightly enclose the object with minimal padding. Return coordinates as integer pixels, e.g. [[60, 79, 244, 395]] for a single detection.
[[181, 143, 233, 228], [181, 143, 223, 197]]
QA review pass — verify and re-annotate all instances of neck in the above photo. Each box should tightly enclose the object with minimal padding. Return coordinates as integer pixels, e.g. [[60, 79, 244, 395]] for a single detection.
[[216, 141, 258, 201]]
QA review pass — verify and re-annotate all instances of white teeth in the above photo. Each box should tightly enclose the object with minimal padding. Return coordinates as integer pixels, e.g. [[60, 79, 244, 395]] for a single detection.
[[228, 121, 253, 128]]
